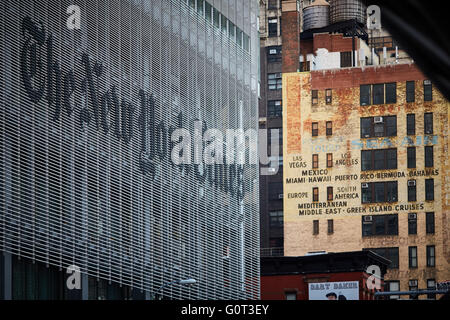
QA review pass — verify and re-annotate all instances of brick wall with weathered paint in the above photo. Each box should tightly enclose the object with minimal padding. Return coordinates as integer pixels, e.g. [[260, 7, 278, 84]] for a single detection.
[[282, 64, 449, 297]]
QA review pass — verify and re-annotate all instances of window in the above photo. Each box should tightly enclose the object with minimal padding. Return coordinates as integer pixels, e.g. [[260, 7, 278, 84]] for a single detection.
[[361, 149, 397, 171], [327, 187, 333, 201], [268, 0, 280, 9], [425, 179, 434, 200], [313, 220, 319, 235], [269, 211, 283, 228], [327, 219, 334, 234], [300, 61, 310, 72], [409, 280, 418, 299], [385, 83, 397, 104], [213, 8, 220, 28], [362, 181, 398, 203], [426, 212, 435, 234], [405, 81, 415, 102], [312, 154, 319, 169], [424, 112, 433, 134], [425, 146, 434, 167], [197, 0, 204, 15], [312, 90, 318, 105], [340, 51, 352, 68], [220, 14, 228, 33], [373, 83, 384, 105], [360, 85, 371, 106], [408, 214, 417, 234], [267, 100, 282, 118], [326, 121, 332, 136], [326, 153, 333, 168], [325, 89, 332, 104], [409, 246, 417, 268], [313, 187, 319, 202], [267, 46, 282, 63], [312, 122, 318, 137], [408, 180, 417, 202], [228, 21, 235, 41], [424, 80, 432, 101], [285, 292, 297, 300], [268, 18, 278, 37], [205, 2, 212, 22], [360, 116, 397, 138], [407, 147, 416, 168], [386, 281, 400, 300], [427, 279, 436, 300], [364, 247, 399, 269], [362, 214, 398, 236], [268, 73, 282, 90], [407, 114, 415, 135], [426, 245, 435, 267]]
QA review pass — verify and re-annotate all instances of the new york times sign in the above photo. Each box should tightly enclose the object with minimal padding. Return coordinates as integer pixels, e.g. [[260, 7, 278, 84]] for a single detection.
[[20, 16, 250, 201]]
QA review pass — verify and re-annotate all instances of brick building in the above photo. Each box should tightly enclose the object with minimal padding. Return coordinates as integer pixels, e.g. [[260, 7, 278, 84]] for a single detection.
[[282, 60, 449, 298], [261, 250, 390, 300]]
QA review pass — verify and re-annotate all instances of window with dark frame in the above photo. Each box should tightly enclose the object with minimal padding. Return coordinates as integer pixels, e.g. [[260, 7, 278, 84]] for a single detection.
[[267, 100, 282, 118], [268, 18, 278, 37], [327, 219, 334, 234], [327, 186, 333, 201], [426, 245, 435, 267], [386, 281, 400, 300], [373, 83, 384, 105], [340, 51, 352, 68], [312, 154, 319, 169], [326, 153, 333, 168], [326, 121, 332, 136], [406, 81, 415, 102], [426, 212, 435, 234], [312, 90, 318, 105], [300, 61, 310, 72], [313, 187, 319, 202], [360, 116, 397, 138], [269, 211, 283, 228], [362, 214, 398, 236], [427, 279, 436, 300], [408, 180, 417, 202], [424, 112, 433, 134], [361, 148, 397, 171], [312, 122, 318, 136], [360, 85, 371, 106], [425, 146, 434, 167], [408, 214, 417, 235], [407, 114, 415, 135], [325, 89, 332, 104], [268, 73, 282, 91], [313, 220, 319, 235], [407, 147, 416, 168], [424, 80, 432, 101], [385, 82, 397, 104], [362, 181, 398, 203], [409, 246, 418, 268], [409, 280, 418, 299], [425, 179, 434, 200]]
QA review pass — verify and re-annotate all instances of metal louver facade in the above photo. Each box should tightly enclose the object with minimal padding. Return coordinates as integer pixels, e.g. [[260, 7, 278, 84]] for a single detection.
[[0, 0, 260, 299]]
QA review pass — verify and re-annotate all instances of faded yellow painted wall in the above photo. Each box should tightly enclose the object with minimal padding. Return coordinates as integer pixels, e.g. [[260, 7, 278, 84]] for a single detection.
[[282, 69, 449, 296]]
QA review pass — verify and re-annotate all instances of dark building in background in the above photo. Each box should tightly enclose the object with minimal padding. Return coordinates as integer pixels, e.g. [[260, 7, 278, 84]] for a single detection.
[[258, 0, 292, 258]]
